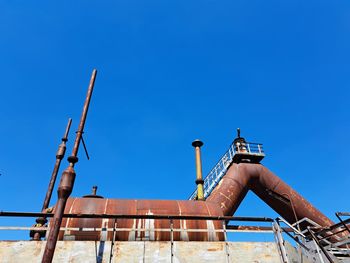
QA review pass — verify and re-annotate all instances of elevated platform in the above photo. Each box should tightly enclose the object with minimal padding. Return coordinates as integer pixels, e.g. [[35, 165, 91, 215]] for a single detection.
[[0, 241, 311, 263]]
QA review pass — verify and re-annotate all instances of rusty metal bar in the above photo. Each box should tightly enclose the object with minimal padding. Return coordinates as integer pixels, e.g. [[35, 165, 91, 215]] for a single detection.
[[42, 118, 72, 212], [42, 69, 97, 263], [0, 211, 273, 222], [313, 218, 350, 237], [227, 225, 293, 232], [335, 212, 350, 234], [70, 70, 97, 162]]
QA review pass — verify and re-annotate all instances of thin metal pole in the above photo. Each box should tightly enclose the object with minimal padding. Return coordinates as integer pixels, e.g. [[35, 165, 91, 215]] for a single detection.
[[42, 69, 97, 263], [42, 118, 72, 212], [70, 70, 97, 161], [31, 119, 72, 241]]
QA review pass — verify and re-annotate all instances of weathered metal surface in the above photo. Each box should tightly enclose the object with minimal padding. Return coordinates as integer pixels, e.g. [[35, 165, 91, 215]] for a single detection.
[[58, 199, 224, 241], [0, 241, 310, 262], [207, 163, 334, 230]]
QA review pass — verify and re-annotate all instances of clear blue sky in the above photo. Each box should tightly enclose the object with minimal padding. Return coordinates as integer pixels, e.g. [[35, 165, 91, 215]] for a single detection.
[[0, 1, 349, 240]]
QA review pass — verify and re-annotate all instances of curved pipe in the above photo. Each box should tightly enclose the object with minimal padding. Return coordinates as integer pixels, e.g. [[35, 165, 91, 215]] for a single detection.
[[207, 163, 334, 229]]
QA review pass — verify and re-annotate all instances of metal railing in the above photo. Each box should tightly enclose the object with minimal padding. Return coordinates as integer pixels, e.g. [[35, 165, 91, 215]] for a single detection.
[[189, 141, 264, 200], [0, 211, 274, 241], [3, 211, 347, 263]]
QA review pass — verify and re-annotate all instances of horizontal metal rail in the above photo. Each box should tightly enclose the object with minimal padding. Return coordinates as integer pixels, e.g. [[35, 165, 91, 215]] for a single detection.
[[0, 226, 275, 234], [337, 212, 350, 217], [312, 217, 350, 237], [0, 211, 273, 222]]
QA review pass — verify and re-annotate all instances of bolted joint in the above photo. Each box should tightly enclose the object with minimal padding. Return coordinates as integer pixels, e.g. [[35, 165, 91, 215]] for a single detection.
[[57, 166, 76, 199], [195, 179, 204, 185]]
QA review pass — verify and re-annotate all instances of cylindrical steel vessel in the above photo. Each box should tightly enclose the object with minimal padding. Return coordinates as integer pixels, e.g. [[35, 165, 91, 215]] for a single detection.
[[58, 198, 224, 241]]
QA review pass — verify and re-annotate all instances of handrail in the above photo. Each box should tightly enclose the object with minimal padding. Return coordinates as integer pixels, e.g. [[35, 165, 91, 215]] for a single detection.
[[0, 211, 273, 222], [4, 212, 344, 263], [0, 226, 275, 234]]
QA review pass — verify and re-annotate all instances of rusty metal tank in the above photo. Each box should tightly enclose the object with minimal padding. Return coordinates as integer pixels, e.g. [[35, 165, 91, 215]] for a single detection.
[[59, 198, 224, 241]]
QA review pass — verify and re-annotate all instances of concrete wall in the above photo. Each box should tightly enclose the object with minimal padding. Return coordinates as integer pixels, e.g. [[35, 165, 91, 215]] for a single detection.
[[0, 241, 311, 263]]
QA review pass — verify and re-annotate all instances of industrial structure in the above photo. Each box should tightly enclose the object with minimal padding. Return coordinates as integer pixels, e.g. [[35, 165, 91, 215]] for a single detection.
[[0, 70, 349, 262]]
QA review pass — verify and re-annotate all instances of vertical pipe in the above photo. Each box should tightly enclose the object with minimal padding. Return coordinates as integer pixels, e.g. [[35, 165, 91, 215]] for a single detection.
[[92, 186, 98, 196], [42, 69, 97, 263], [42, 118, 72, 212], [192, 139, 205, 201]]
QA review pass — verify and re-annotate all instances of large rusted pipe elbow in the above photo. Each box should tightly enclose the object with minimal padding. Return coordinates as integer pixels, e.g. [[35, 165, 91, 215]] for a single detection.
[[207, 163, 334, 230]]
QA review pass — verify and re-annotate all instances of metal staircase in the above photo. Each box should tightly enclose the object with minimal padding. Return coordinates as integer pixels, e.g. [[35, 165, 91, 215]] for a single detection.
[[276, 214, 350, 263], [306, 213, 350, 262], [189, 138, 265, 200]]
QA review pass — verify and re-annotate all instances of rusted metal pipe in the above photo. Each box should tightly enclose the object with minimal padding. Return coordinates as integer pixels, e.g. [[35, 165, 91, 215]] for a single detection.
[[207, 163, 334, 230], [42, 69, 97, 263], [92, 186, 97, 196], [192, 139, 205, 201], [70, 70, 97, 164], [31, 119, 72, 241], [42, 118, 72, 212]]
